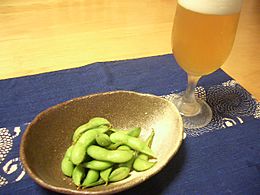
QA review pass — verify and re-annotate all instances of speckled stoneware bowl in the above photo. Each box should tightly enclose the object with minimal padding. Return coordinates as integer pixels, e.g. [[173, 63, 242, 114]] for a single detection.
[[20, 91, 183, 194]]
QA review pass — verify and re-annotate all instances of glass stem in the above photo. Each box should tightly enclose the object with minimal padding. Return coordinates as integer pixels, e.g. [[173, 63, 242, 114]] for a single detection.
[[178, 74, 201, 116], [183, 74, 200, 103]]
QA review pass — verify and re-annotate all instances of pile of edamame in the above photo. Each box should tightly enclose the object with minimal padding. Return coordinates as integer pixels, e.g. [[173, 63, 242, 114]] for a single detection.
[[61, 117, 157, 188]]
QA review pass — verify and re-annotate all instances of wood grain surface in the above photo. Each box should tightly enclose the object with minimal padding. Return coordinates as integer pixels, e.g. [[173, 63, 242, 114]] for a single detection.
[[0, 0, 259, 99]]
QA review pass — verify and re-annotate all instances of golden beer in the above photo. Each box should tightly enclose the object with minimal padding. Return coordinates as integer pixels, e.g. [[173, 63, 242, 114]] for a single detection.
[[172, 1, 241, 76]]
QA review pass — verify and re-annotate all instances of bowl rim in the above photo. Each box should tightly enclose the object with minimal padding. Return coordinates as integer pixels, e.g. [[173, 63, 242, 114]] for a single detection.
[[20, 90, 183, 194]]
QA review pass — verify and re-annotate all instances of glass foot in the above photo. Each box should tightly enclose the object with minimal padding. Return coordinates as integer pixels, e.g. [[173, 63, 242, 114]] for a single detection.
[[171, 95, 212, 129]]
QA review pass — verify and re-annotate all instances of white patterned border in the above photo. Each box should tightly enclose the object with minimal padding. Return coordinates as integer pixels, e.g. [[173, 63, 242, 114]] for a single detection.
[[0, 125, 27, 187], [163, 80, 260, 137]]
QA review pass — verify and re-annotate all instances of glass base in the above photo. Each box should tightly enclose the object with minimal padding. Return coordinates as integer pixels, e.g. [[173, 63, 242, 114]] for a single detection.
[[171, 95, 212, 129]]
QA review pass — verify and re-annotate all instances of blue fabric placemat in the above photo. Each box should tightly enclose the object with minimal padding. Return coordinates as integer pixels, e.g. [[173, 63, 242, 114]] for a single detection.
[[0, 54, 259, 194]]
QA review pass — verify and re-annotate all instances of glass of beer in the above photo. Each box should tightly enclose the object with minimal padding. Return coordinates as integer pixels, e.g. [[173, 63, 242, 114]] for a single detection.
[[171, 0, 243, 128]]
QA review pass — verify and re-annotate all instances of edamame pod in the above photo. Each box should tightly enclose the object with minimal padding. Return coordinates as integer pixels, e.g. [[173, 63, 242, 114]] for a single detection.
[[72, 165, 85, 186], [71, 130, 97, 165], [119, 154, 136, 169], [111, 127, 141, 137], [71, 126, 109, 165], [117, 145, 131, 151], [73, 117, 110, 143], [138, 153, 149, 161], [118, 145, 135, 169], [70, 143, 86, 165], [110, 132, 156, 158], [61, 146, 74, 177], [108, 167, 130, 182], [82, 178, 105, 189], [145, 129, 155, 147], [93, 125, 111, 134], [100, 167, 112, 184], [133, 157, 156, 171], [109, 128, 118, 132], [107, 142, 122, 150], [61, 158, 74, 177], [82, 169, 100, 187], [96, 133, 111, 147], [65, 145, 73, 157], [82, 160, 113, 171], [87, 145, 133, 163], [133, 130, 156, 171], [139, 129, 155, 161], [125, 127, 141, 137]]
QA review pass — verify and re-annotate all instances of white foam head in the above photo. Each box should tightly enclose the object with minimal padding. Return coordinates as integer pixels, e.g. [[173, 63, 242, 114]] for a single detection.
[[178, 0, 243, 15]]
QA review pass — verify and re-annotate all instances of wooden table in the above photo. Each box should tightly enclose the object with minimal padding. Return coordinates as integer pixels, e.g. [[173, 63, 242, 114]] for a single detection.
[[0, 0, 259, 99]]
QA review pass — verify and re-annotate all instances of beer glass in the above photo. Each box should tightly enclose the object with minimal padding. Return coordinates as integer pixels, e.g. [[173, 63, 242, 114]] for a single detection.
[[171, 0, 242, 128]]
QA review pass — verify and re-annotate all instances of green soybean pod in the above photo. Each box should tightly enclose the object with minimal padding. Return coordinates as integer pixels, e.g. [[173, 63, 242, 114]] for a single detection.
[[118, 145, 135, 169], [106, 142, 122, 150], [133, 129, 156, 171], [61, 146, 74, 177], [82, 178, 105, 189], [96, 133, 111, 147], [109, 128, 119, 132], [82, 169, 100, 187], [111, 127, 141, 137], [72, 117, 111, 143], [110, 132, 156, 158], [65, 145, 74, 157], [94, 125, 111, 134], [145, 129, 155, 148], [71, 125, 110, 165], [82, 160, 113, 171], [108, 167, 130, 182], [72, 165, 85, 186], [87, 145, 133, 163], [139, 129, 155, 161], [125, 127, 141, 137], [100, 167, 113, 184], [61, 158, 74, 177], [117, 145, 131, 151], [70, 143, 85, 165], [138, 153, 149, 161], [119, 155, 136, 169], [70, 130, 97, 165], [133, 157, 156, 172]]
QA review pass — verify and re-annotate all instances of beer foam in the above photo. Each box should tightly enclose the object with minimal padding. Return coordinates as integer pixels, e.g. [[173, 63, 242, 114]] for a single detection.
[[178, 0, 243, 15]]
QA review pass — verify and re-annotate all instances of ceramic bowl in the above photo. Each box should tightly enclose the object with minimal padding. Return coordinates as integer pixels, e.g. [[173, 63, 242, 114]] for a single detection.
[[20, 91, 183, 194]]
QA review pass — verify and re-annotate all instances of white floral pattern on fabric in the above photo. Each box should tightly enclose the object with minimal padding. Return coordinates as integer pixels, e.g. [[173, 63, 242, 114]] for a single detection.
[[0, 176, 8, 187], [164, 80, 260, 137], [253, 103, 260, 119], [0, 126, 25, 187], [0, 128, 13, 165]]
